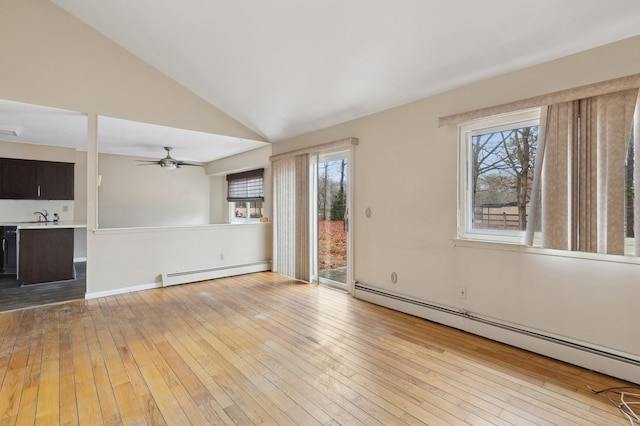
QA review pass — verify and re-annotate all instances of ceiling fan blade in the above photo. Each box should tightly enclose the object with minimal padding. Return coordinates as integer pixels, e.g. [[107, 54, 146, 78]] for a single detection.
[[135, 147, 201, 169], [177, 162, 204, 167]]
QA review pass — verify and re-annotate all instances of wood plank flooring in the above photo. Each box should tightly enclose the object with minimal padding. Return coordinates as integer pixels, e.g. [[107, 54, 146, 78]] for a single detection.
[[0, 272, 635, 425], [0, 262, 86, 312]]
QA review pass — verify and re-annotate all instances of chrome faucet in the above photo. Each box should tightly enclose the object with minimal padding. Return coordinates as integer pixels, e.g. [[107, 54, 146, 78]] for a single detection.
[[33, 209, 49, 222]]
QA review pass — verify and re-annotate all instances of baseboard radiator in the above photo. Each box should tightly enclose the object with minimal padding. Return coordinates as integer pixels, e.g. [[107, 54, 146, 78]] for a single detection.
[[354, 282, 640, 384], [162, 260, 271, 287]]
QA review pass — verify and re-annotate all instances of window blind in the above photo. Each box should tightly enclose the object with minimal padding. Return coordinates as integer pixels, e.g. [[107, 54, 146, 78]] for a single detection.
[[226, 168, 264, 202], [272, 155, 310, 281]]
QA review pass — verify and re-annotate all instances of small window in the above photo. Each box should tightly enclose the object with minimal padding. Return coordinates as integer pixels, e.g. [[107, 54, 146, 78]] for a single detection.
[[459, 109, 540, 242], [230, 201, 264, 223], [227, 169, 264, 223]]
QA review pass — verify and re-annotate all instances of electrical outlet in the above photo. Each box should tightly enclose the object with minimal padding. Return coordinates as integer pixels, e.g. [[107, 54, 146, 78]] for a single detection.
[[63, 205, 68, 212], [458, 287, 467, 299], [220, 252, 224, 260]]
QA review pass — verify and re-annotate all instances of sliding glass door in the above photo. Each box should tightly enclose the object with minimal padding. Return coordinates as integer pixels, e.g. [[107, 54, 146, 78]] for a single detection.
[[311, 149, 351, 290]]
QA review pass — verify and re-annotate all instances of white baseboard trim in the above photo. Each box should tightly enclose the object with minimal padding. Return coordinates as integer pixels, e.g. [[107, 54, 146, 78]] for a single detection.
[[354, 283, 640, 385], [162, 260, 271, 287], [84, 261, 271, 300], [85, 282, 160, 300]]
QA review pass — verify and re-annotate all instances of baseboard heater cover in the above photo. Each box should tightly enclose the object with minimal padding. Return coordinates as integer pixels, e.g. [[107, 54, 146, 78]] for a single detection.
[[162, 261, 271, 287], [354, 282, 640, 384]]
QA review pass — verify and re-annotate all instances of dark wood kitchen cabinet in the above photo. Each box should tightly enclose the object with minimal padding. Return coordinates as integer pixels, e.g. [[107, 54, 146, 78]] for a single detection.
[[0, 158, 74, 200], [36, 161, 75, 199], [19, 228, 75, 285], [0, 158, 36, 199]]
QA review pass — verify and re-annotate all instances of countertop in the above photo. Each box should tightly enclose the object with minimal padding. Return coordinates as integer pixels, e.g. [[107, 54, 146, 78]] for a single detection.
[[1, 221, 87, 229]]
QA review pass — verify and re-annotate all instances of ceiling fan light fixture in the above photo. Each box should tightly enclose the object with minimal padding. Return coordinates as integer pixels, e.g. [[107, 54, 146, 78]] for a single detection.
[[136, 146, 203, 169], [160, 146, 178, 169]]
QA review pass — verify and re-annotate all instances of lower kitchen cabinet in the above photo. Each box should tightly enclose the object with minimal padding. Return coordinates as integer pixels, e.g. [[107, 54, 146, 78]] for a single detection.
[[19, 228, 74, 285]]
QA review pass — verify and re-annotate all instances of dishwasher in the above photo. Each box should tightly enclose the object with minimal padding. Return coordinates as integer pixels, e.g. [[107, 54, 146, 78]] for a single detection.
[[1, 226, 18, 275]]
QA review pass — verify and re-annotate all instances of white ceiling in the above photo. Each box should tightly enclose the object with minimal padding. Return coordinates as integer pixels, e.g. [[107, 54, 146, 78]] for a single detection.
[[0, 99, 268, 163], [0, 100, 87, 150], [97, 116, 267, 162], [3, 1, 640, 162], [49, 0, 640, 143]]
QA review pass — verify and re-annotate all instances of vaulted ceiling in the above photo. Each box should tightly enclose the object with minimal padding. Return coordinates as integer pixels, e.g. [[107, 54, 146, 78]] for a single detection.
[[49, 0, 640, 144], [4, 1, 640, 161]]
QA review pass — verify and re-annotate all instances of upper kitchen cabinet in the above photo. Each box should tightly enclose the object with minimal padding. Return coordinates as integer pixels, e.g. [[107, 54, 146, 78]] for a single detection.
[[0, 158, 74, 200], [0, 158, 36, 199], [36, 160, 74, 200]]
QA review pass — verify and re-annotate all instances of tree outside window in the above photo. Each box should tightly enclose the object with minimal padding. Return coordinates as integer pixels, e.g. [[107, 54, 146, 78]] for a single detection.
[[471, 125, 538, 231]]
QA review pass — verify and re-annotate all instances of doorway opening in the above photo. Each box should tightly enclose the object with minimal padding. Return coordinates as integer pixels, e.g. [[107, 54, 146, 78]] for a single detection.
[[311, 149, 351, 291]]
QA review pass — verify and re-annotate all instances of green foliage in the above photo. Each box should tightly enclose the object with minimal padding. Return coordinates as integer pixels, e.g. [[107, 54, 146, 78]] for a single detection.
[[330, 190, 346, 221], [626, 184, 635, 199]]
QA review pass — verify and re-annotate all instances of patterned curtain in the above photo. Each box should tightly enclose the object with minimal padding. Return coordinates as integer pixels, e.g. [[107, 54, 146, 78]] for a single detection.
[[534, 89, 638, 255]]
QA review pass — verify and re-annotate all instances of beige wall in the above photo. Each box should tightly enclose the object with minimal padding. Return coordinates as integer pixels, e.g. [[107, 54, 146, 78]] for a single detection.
[[3, 0, 640, 381], [0, 139, 79, 163], [269, 36, 640, 381], [89, 223, 271, 295], [206, 145, 273, 223], [0, 0, 270, 294], [0, 140, 86, 258], [0, 0, 263, 141], [98, 153, 210, 228], [209, 176, 226, 223]]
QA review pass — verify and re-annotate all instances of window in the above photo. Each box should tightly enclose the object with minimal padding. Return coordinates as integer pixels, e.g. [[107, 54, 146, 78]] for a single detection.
[[451, 76, 640, 255], [459, 89, 639, 255], [230, 201, 263, 222], [227, 169, 264, 223], [459, 109, 540, 243]]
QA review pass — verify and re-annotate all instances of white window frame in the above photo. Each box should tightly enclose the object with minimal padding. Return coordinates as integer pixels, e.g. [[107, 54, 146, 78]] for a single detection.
[[458, 108, 541, 244], [229, 201, 263, 223], [226, 168, 264, 224]]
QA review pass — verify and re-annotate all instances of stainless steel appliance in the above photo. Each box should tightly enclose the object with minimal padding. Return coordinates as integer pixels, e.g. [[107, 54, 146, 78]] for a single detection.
[[1, 226, 17, 275]]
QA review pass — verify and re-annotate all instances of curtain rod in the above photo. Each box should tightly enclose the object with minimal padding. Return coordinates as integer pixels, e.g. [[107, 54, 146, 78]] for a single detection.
[[270, 137, 359, 162]]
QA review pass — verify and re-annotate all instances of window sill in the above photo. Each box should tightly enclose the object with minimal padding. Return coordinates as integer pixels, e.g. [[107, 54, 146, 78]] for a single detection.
[[453, 238, 640, 266], [458, 231, 524, 245]]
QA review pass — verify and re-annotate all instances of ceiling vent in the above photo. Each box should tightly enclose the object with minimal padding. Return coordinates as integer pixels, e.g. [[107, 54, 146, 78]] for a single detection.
[[0, 125, 22, 137]]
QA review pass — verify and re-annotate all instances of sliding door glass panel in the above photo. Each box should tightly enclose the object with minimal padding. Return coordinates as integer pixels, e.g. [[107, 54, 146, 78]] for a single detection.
[[314, 151, 349, 289]]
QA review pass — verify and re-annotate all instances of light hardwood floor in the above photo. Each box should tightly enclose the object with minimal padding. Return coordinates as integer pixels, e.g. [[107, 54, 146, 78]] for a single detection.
[[0, 272, 634, 425]]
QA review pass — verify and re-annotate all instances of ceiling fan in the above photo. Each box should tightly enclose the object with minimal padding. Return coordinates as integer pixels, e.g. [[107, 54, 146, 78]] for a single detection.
[[136, 146, 203, 170]]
